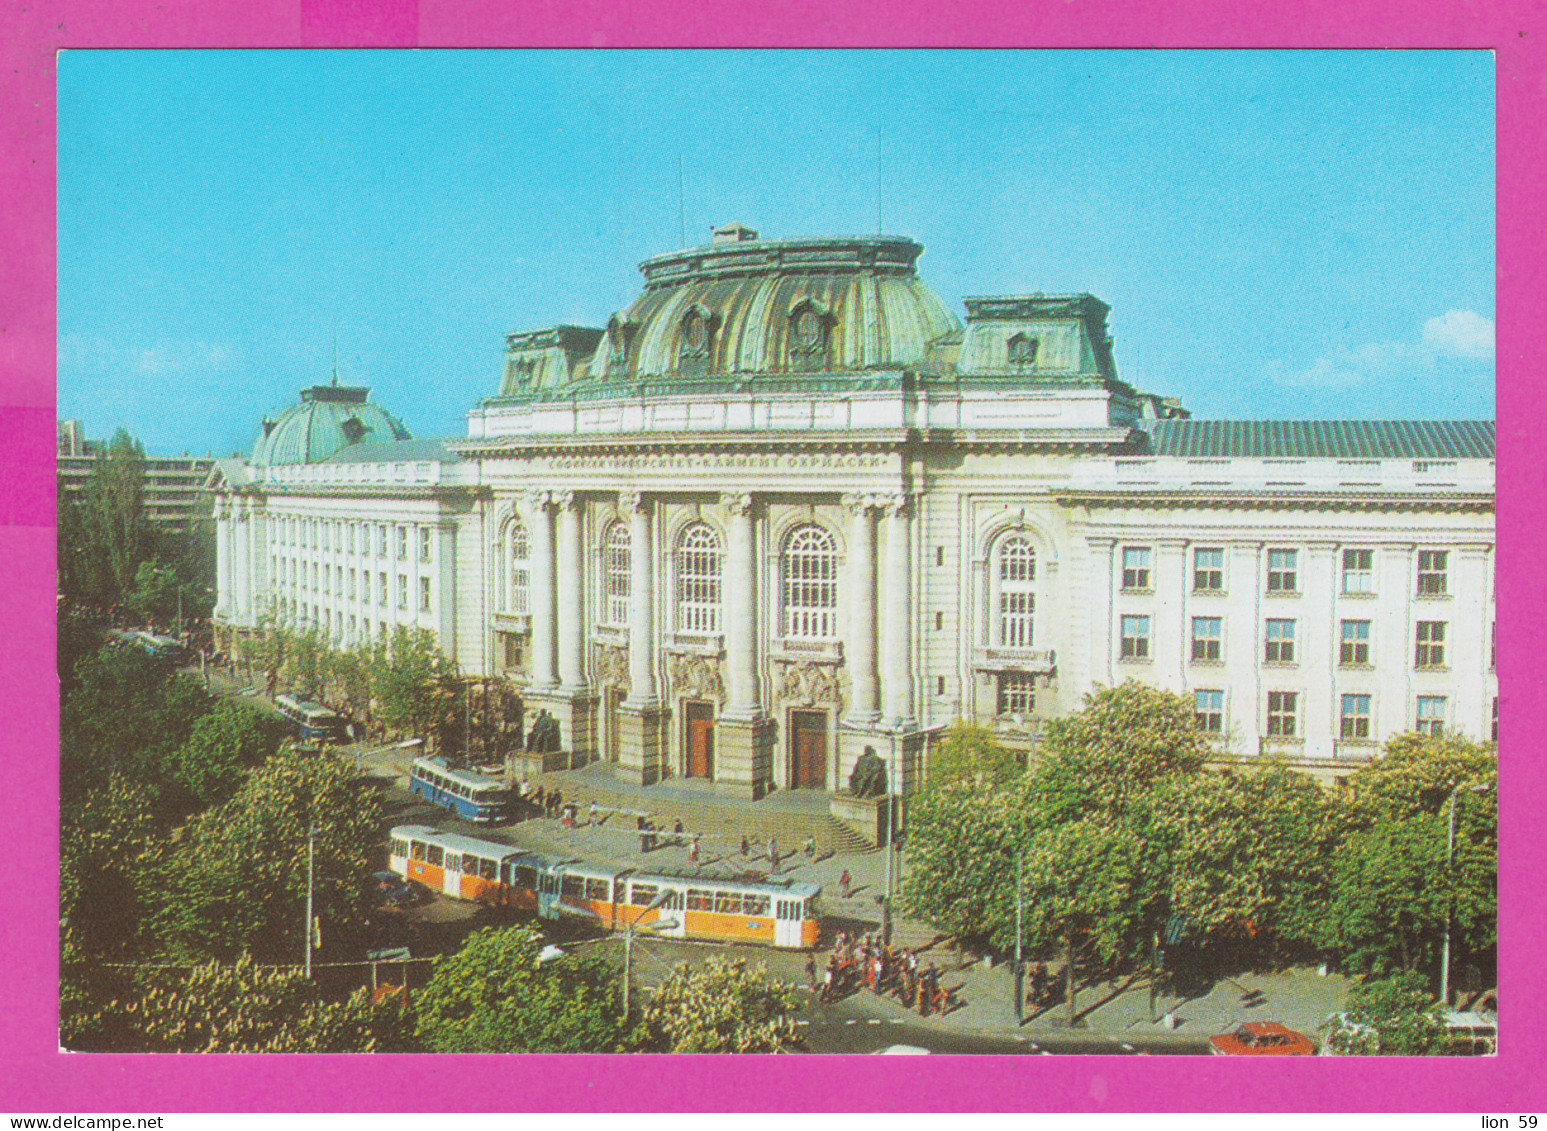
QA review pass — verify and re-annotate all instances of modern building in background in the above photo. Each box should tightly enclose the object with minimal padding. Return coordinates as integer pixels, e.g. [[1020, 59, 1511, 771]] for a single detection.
[[57, 418, 215, 534], [209, 224, 1496, 804]]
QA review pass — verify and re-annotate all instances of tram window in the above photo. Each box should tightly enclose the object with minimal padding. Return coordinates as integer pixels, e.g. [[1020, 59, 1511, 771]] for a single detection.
[[585, 877, 610, 901], [410, 841, 427, 861], [391, 838, 408, 858], [480, 859, 497, 880], [561, 875, 585, 898], [742, 894, 770, 917], [715, 891, 742, 914], [630, 883, 658, 906], [514, 866, 537, 888], [427, 845, 444, 866], [614, 879, 628, 902], [687, 889, 714, 911], [462, 853, 478, 873], [804, 898, 816, 918]]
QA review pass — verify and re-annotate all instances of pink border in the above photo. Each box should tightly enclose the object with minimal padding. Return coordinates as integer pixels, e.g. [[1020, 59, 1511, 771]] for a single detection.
[[6, 0, 1540, 1113]]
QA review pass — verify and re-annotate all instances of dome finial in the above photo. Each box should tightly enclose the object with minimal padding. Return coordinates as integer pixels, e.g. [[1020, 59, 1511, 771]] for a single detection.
[[331, 330, 339, 387]]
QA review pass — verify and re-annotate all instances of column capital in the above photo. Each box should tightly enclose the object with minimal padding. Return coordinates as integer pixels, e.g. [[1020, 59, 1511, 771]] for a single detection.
[[551, 488, 578, 512], [880, 492, 910, 519], [620, 489, 648, 514], [521, 488, 551, 512], [722, 491, 754, 518]]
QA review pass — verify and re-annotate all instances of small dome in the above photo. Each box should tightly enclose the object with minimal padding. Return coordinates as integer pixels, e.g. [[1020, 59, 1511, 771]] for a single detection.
[[598, 234, 962, 381], [250, 383, 411, 467]]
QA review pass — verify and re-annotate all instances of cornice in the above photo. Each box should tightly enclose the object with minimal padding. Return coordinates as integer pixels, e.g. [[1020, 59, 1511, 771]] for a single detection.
[[1055, 488, 1495, 513]]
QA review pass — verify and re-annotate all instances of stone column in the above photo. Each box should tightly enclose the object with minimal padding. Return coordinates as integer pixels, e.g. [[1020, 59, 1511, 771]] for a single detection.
[[233, 498, 251, 622], [525, 491, 557, 691], [623, 490, 657, 708], [555, 490, 585, 693], [882, 494, 915, 728], [844, 494, 879, 725], [723, 492, 760, 718], [215, 498, 233, 618]]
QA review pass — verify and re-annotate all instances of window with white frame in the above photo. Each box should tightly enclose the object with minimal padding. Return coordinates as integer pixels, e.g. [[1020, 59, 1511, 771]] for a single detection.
[[419, 576, 431, 612], [1492, 696, 1498, 743], [783, 524, 839, 639], [998, 536, 1037, 647], [1341, 693, 1372, 740], [997, 671, 1036, 715], [348, 569, 356, 600], [1191, 617, 1222, 662], [604, 520, 631, 626], [1342, 548, 1374, 594], [1265, 619, 1297, 663], [676, 523, 723, 633], [1416, 695, 1447, 735], [1194, 689, 1224, 734], [1415, 621, 1447, 669], [397, 526, 408, 561], [378, 571, 387, 606], [1120, 615, 1151, 660], [1340, 620, 1371, 666], [377, 524, 387, 557], [420, 526, 432, 563], [509, 522, 530, 614], [1267, 548, 1298, 593], [398, 574, 408, 610], [1266, 690, 1298, 737], [1193, 547, 1225, 592], [347, 523, 355, 555], [1122, 546, 1152, 590], [1417, 550, 1449, 595]]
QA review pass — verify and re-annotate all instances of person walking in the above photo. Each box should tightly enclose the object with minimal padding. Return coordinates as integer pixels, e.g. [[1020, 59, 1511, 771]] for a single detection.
[[739, 834, 750, 858], [805, 953, 818, 992], [767, 835, 779, 870], [688, 834, 700, 865], [803, 835, 816, 859], [839, 868, 852, 898]]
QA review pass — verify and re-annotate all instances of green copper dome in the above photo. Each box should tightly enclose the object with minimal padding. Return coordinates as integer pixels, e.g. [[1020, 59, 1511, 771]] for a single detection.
[[250, 383, 411, 467]]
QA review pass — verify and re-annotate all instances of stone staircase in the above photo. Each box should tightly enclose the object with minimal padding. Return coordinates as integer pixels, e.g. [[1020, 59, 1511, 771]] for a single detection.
[[526, 770, 878, 858]]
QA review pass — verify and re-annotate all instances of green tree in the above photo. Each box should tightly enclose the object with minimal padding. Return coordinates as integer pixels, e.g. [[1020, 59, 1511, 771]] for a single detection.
[[1320, 970, 1447, 1056], [171, 700, 287, 812], [60, 774, 167, 962], [926, 722, 1024, 789], [103, 955, 405, 1053], [639, 955, 802, 1053], [81, 429, 153, 605], [161, 744, 383, 963], [902, 779, 1028, 946], [125, 558, 182, 627], [373, 625, 460, 741], [240, 616, 291, 697], [415, 925, 629, 1053]]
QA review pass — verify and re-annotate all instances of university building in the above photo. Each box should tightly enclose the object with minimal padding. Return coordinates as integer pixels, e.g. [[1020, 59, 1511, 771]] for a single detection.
[[210, 224, 1496, 803]]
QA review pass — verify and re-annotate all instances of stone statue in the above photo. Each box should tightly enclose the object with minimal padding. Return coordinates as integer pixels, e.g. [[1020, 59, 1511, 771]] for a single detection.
[[849, 746, 888, 798], [525, 709, 561, 754]]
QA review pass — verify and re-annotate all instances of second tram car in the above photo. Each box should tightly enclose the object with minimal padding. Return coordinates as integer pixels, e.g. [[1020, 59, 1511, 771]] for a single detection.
[[388, 825, 821, 948], [408, 756, 511, 824]]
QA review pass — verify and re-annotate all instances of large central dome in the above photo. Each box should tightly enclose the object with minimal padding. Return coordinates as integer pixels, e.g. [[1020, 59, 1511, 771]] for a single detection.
[[594, 227, 961, 382]]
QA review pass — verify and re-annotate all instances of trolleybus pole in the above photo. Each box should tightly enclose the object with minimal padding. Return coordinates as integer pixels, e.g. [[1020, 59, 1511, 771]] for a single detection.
[[304, 823, 315, 978]]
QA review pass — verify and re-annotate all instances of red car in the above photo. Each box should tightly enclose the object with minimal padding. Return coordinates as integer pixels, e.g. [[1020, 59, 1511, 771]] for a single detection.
[[1210, 1021, 1316, 1056]]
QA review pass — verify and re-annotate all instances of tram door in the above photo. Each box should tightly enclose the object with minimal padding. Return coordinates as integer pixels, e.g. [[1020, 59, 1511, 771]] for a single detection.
[[443, 850, 465, 898], [686, 701, 715, 778], [790, 710, 827, 790], [774, 898, 803, 947]]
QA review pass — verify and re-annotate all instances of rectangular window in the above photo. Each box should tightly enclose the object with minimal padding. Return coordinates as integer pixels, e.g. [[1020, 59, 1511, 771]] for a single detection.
[[1194, 689, 1224, 734], [1417, 695, 1447, 736], [1122, 547, 1152, 590], [1342, 548, 1374, 594], [1492, 696, 1499, 743], [377, 524, 387, 557], [1415, 621, 1447, 669], [1120, 615, 1151, 660], [420, 526, 432, 563], [347, 523, 355, 555], [1267, 549, 1298, 593], [1417, 550, 1449, 595], [1193, 548, 1224, 592], [934, 611, 944, 631], [420, 576, 432, 612], [936, 546, 945, 567], [1341, 694, 1372, 740], [397, 526, 408, 561], [348, 569, 356, 600], [378, 571, 388, 606], [997, 672, 1036, 715], [1001, 590, 1035, 648], [1267, 690, 1298, 737], [398, 574, 409, 610], [936, 675, 946, 696], [1340, 620, 1371, 666], [1265, 619, 1297, 663], [1191, 617, 1222, 662]]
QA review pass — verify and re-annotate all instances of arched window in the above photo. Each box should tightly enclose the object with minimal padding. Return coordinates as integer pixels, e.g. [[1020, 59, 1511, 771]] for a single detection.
[[782, 524, 839, 639], [998, 536, 1037, 648], [676, 523, 723, 634], [604, 521, 631, 626], [508, 521, 530, 615]]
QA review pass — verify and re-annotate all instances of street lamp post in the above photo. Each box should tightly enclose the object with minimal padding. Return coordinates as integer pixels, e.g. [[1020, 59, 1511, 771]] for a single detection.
[[622, 888, 677, 1018], [1441, 781, 1493, 1006], [1013, 848, 1024, 1024]]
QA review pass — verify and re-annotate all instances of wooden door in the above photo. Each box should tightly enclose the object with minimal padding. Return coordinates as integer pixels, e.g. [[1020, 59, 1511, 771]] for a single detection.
[[606, 689, 624, 762], [686, 701, 715, 778], [790, 710, 827, 790]]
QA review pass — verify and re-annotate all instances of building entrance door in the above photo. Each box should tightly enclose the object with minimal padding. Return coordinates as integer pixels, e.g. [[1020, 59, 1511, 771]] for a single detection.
[[790, 710, 827, 790], [606, 689, 624, 762], [685, 701, 715, 778]]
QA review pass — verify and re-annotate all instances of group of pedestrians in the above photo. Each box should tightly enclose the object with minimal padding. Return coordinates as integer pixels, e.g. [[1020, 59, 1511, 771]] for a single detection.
[[811, 931, 957, 1016], [522, 784, 565, 820]]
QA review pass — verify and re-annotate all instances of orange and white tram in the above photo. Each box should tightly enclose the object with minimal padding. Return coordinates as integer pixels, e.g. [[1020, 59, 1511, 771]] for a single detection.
[[388, 825, 821, 949]]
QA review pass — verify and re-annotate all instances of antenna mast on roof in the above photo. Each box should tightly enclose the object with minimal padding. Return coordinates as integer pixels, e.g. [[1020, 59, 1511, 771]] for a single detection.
[[331, 328, 339, 387]]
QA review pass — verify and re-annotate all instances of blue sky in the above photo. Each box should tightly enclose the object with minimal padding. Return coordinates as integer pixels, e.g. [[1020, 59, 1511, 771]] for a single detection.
[[57, 50, 1495, 457]]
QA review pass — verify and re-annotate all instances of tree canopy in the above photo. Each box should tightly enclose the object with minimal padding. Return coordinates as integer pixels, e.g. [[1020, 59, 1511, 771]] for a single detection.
[[638, 956, 803, 1053]]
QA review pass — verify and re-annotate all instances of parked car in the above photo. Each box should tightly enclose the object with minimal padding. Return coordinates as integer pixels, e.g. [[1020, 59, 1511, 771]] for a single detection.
[[1210, 1021, 1316, 1056]]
